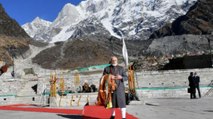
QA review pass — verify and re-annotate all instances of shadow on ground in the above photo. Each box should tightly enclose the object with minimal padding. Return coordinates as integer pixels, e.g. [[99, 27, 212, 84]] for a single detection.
[[203, 110, 213, 112], [57, 114, 82, 119], [57, 114, 107, 119]]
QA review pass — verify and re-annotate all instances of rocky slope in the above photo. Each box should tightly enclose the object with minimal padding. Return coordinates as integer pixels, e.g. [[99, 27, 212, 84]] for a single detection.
[[129, 0, 213, 70], [0, 4, 46, 66], [0, 4, 29, 38], [0, 4, 31, 65], [32, 35, 148, 69], [150, 0, 213, 39], [136, 34, 213, 70]]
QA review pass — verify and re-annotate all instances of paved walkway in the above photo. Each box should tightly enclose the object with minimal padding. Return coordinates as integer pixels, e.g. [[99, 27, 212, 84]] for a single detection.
[[128, 96, 213, 119], [0, 96, 213, 119]]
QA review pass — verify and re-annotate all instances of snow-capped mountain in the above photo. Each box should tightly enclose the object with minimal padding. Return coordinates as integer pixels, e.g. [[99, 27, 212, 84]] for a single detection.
[[22, 0, 197, 43], [22, 17, 52, 38], [69, 16, 111, 39], [51, 3, 83, 28]]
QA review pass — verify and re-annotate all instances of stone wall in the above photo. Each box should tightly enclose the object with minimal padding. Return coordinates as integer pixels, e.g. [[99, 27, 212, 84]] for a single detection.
[[35, 68, 213, 101], [136, 68, 213, 87], [135, 68, 213, 98]]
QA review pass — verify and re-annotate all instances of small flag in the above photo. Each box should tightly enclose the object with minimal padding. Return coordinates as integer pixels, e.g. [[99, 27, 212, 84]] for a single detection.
[[122, 38, 128, 67]]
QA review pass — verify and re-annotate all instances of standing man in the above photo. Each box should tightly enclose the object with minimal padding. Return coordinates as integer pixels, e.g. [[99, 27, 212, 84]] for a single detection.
[[188, 72, 196, 99], [194, 72, 201, 98], [103, 56, 128, 119]]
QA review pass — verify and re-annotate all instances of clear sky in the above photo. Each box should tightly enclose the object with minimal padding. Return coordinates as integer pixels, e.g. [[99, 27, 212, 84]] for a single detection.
[[0, 0, 83, 25]]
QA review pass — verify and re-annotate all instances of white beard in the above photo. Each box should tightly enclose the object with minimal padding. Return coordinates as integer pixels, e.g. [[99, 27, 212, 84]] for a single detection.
[[112, 64, 117, 66]]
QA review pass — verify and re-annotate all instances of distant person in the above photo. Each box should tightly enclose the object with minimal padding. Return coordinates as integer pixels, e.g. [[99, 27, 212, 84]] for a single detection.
[[11, 71, 15, 77], [188, 72, 196, 99], [0, 64, 8, 76], [194, 72, 201, 98], [90, 84, 97, 92], [82, 81, 91, 93], [77, 86, 82, 93], [0, 70, 2, 76]]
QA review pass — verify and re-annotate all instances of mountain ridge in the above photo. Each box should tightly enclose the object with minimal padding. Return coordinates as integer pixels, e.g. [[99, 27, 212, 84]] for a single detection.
[[22, 0, 197, 42]]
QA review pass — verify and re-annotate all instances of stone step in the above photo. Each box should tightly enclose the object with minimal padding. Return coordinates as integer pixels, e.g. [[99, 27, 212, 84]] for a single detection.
[[16, 81, 37, 96]]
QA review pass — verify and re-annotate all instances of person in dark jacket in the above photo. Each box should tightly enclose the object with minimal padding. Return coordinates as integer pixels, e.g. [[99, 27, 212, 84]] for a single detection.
[[188, 72, 196, 99], [103, 56, 128, 119], [194, 72, 201, 98]]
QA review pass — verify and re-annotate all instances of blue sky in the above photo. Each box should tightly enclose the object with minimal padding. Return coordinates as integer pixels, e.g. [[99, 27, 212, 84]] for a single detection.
[[0, 0, 83, 25]]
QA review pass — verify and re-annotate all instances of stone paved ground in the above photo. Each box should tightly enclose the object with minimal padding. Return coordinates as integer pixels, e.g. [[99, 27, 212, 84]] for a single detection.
[[0, 96, 212, 119], [127, 96, 213, 119]]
